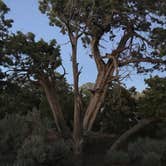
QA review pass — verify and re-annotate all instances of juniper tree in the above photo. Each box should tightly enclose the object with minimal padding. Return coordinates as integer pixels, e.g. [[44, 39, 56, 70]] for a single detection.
[[38, 0, 166, 153], [1, 31, 71, 135]]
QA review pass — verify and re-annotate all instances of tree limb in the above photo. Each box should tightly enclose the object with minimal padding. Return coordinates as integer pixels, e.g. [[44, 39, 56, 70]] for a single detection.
[[108, 118, 159, 153], [119, 58, 166, 67], [134, 32, 151, 45], [107, 30, 132, 66], [91, 38, 105, 71]]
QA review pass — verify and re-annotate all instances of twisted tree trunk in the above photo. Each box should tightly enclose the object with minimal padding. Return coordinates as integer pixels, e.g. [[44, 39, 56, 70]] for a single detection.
[[83, 52, 115, 131]]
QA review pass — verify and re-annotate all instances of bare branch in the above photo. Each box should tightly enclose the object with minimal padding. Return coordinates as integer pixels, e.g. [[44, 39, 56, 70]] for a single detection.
[[61, 64, 67, 77], [77, 26, 87, 39], [106, 30, 132, 67], [77, 66, 83, 78]]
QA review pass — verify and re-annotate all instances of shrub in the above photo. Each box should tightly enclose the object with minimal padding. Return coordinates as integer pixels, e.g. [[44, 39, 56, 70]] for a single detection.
[[105, 150, 129, 165], [142, 152, 160, 166], [16, 135, 46, 166], [0, 114, 30, 164], [16, 136, 74, 166], [128, 137, 166, 166], [161, 149, 166, 166]]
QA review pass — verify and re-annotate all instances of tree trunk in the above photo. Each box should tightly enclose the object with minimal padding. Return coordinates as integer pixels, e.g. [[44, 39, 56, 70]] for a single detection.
[[40, 79, 69, 136], [70, 35, 83, 155], [83, 63, 115, 131], [73, 95, 83, 154], [108, 118, 158, 153]]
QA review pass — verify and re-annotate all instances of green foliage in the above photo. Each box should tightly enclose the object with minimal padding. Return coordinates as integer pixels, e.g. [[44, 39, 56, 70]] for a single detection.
[[151, 28, 166, 57], [0, 81, 41, 118], [39, 78, 74, 129], [16, 135, 46, 166], [94, 84, 137, 134], [0, 0, 13, 74], [16, 136, 73, 166], [142, 152, 160, 166], [128, 137, 166, 165], [39, 0, 166, 36], [39, 0, 166, 73], [80, 82, 94, 108], [0, 110, 74, 166], [0, 113, 31, 164], [2, 32, 62, 82], [0, 110, 47, 165], [137, 76, 166, 118], [106, 150, 129, 165], [161, 149, 166, 166], [0, 0, 13, 39], [0, 1, 166, 165], [106, 137, 166, 166]]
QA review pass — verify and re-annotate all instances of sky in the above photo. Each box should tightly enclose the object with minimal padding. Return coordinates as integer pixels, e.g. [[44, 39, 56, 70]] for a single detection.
[[3, 0, 165, 91]]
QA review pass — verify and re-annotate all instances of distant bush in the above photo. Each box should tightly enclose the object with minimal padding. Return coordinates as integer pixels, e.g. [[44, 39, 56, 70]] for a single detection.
[[105, 137, 166, 166]]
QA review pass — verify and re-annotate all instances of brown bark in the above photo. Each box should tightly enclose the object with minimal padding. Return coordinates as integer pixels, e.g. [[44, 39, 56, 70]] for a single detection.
[[40, 79, 69, 136], [83, 63, 115, 131], [70, 34, 83, 154], [108, 118, 158, 153], [83, 32, 132, 132]]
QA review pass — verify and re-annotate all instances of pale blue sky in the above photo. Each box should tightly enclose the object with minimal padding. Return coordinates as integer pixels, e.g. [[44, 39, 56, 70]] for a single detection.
[[3, 0, 165, 91]]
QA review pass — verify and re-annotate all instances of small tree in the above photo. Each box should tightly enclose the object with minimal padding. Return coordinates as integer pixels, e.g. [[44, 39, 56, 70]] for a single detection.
[[1, 32, 70, 135]]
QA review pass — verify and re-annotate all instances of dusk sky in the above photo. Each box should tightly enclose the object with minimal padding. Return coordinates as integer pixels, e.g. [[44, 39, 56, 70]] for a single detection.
[[3, 0, 165, 91]]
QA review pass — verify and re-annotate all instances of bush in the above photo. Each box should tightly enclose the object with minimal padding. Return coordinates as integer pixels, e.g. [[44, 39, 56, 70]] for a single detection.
[[106, 137, 166, 166], [105, 150, 129, 165], [0, 114, 31, 164], [128, 137, 166, 166], [142, 152, 160, 166], [16, 135, 46, 166], [0, 110, 74, 166], [161, 149, 166, 166], [16, 136, 74, 166]]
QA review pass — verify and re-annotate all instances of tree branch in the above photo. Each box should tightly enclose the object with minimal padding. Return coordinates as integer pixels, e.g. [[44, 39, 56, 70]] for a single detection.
[[91, 37, 105, 71], [108, 118, 159, 153], [119, 57, 166, 67], [134, 32, 151, 46], [106, 30, 132, 66]]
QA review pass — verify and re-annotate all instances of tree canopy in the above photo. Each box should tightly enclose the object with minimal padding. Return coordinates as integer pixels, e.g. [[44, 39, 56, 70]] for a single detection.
[[39, 0, 166, 71]]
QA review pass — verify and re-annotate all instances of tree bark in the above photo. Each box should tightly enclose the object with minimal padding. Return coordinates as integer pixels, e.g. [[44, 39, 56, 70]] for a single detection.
[[40, 79, 69, 136], [83, 63, 115, 131], [70, 35, 83, 154], [108, 118, 158, 153], [83, 32, 132, 132]]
